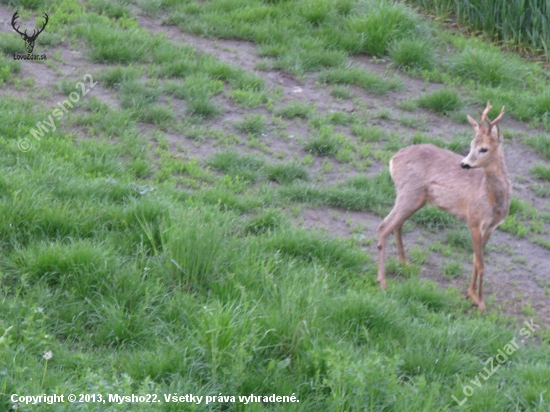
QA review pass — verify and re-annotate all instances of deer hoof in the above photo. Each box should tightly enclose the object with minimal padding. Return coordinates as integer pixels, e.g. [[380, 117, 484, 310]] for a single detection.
[[467, 289, 480, 305], [467, 291, 486, 311]]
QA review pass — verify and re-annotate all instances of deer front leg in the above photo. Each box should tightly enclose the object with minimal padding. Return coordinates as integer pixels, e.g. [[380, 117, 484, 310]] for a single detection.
[[467, 227, 485, 311], [377, 226, 389, 290], [377, 213, 398, 290], [467, 255, 480, 307], [477, 231, 492, 311], [394, 225, 407, 264]]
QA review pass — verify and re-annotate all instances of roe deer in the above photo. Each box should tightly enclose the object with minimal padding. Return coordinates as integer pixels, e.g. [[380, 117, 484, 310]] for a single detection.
[[377, 101, 511, 311]]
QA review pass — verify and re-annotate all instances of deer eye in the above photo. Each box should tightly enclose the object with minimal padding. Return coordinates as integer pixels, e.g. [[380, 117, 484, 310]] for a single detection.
[[479, 148, 488, 153]]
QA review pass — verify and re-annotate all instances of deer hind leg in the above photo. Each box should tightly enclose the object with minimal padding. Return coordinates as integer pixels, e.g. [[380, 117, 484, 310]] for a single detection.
[[377, 192, 426, 290]]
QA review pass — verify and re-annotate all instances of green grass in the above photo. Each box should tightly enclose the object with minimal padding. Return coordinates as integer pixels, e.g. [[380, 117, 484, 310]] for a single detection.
[[160, 207, 230, 289], [133, 104, 175, 126], [166, 73, 224, 100], [410, 132, 447, 149], [265, 162, 308, 184], [119, 80, 160, 110], [164, 74, 224, 118], [447, 133, 473, 154], [208, 151, 307, 184], [0, 33, 26, 55], [417, 88, 462, 114], [207, 150, 265, 182], [143, 0, 550, 124], [450, 47, 524, 88], [352, 125, 385, 143], [412, 205, 460, 229], [304, 134, 339, 156], [531, 163, 550, 181], [244, 209, 286, 235], [347, 1, 422, 56], [233, 114, 266, 136], [275, 102, 315, 118], [75, 21, 157, 64], [100, 66, 142, 89], [146, 0, 550, 126], [443, 262, 462, 279], [500, 198, 542, 237], [532, 182, 550, 197], [319, 67, 401, 94], [279, 171, 395, 215], [87, 0, 132, 19], [164, 0, 423, 75], [397, 99, 419, 111], [330, 85, 354, 99], [446, 228, 472, 250], [526, 135, 550, 160], [389, 37, 435, 70], [186, 97, 221, 118]]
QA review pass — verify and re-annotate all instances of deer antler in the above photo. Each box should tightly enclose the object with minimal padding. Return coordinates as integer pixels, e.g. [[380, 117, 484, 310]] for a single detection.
[[480, 100, 492, 128], [30, 13, 49, 40], [11, 10, 27, 38], [488, 105, 505, 131], [26, 13, 49, 41]]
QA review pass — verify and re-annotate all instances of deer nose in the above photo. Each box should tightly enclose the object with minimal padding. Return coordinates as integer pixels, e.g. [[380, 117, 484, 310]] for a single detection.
[[461, 162, 471, 169]]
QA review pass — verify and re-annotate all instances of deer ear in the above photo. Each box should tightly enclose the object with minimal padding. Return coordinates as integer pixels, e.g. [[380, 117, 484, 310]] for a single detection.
[[490, 125, 503, 143], [467, 114, 480, 132]]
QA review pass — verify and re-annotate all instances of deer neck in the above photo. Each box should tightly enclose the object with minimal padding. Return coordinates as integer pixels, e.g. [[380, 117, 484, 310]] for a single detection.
[[483, 147, 511, 217]]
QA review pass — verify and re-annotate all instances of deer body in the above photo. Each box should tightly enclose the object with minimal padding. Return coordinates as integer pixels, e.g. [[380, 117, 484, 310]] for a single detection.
[[377, 102, 511, 311]]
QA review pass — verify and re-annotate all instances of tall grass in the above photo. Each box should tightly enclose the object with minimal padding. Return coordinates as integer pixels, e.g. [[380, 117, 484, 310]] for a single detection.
[[450, 47, 524, 87], [389, 37, 435, 70], [161, 208, 230, 289], [407, 0, 550, 57]]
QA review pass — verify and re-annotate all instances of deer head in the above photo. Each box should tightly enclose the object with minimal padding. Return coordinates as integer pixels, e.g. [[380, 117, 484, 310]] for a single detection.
[[461, 101, 505, 169], [11, 11, 49, 54]]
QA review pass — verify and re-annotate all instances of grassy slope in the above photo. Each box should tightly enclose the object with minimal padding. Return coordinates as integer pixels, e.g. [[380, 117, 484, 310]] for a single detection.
[[0, 0, 549, 411]]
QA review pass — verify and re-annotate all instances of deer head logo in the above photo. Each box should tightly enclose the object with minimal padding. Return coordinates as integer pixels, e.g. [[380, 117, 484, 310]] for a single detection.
[[11, 11, 49, 54]]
